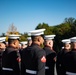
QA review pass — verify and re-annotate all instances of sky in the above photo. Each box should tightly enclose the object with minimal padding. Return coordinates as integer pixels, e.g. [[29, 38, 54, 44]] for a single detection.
[[0, 0, 76, 35]]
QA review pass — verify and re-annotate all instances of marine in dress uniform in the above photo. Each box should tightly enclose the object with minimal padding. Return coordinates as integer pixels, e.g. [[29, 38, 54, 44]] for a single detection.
[[20, 41, 28, 49], [43, 35, 56, 75], [27, 37, 32, 47], [56, 39, 71, 75], [64, 37, 76, 75], [2, 34, 21, 75], [0, 37, 6, 75], [21, 29, 46, 75], [19, 41, 28, 56]]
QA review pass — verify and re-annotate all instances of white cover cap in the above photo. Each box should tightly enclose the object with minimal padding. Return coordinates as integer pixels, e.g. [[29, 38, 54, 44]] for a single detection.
[[8, 34, 21, 39], [27, 37, 31, 40], [0, 37, 6, 42], [62, 39, 71, 44], [6, 42, 8, 44], [20, 41, 27, 45], [44, 35, 56, 40], [29, 29, 45, 36], [70, 37, 76, 43]]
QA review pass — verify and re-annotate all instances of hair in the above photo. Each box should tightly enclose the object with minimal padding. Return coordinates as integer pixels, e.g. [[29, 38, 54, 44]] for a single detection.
[[2, 41, 6, 45], [31, 35, 44, 41], [31, 36, 39, 41], [8, 39, 20, 45]]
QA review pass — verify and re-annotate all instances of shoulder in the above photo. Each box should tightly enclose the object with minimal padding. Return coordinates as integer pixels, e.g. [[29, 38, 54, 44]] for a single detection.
[[8, 51, 17, 58], [43, 46, 50, 51], [43, 46, 52, 53], [31, 44, 43, 52], [36, 50, 46, 59]]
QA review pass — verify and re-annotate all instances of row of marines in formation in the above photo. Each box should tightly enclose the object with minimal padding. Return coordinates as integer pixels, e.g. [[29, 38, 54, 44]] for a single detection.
[[0, 28, 76, 75]]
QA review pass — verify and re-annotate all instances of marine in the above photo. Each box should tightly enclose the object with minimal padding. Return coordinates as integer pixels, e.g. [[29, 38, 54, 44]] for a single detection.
[[43, 35, 56, 75], [2, 34, 21, 75], [21, 29, 46, 75]]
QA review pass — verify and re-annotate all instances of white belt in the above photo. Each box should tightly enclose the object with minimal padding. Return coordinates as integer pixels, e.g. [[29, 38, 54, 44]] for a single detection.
[[66, 71, 76, 75], [2, 67, 13, 71], [45, 66, 49, 69], [26, 69, 37, 74]]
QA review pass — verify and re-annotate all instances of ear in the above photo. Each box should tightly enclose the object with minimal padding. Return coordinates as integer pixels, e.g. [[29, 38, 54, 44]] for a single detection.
[[49, 41, 51, 45], [38, 37, 41, 42], [13, 41, 16, 45]]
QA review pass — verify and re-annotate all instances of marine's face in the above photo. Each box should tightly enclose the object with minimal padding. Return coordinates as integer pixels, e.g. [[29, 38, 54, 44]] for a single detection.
[[48, 40, 53, 48], [21, 44, 27, 49], [64, 43, 71, 50], [14, 40, 20, 49], [72, 42, 76, 49], [28, 40, 32, 46], [0, 42, 6, 50], [40, 36, 44, 45], [45, 40, 53, 48]]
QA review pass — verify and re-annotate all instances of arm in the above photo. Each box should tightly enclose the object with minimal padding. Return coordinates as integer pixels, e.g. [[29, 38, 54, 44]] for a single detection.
[[36, 50, 46, 75], [10, 51, 20, 75], [56, 52, 61, 75]]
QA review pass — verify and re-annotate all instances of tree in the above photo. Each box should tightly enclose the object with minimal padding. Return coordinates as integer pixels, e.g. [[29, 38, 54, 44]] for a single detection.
[[6, 23, 19, 35], [35, 23, 54, 35], [1, 33, 6, 37], [5, 23, 20, 41], [69, 20, 76, 37], [63, 17, 76, 38], [64, 17, 75, 25], [20, 32, 28, 41]]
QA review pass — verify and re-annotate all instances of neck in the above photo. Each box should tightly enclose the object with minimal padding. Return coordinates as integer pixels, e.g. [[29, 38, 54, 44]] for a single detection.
[[45, 45, 53, 48], [8, 44, 17, 49], [64, 49, 70, 52], [45, 45, 53, 50], [33, 41, 40, 46]]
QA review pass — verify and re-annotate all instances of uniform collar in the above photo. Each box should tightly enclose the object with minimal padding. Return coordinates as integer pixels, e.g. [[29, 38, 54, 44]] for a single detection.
[[31, 43, 40, 46], [45, 45, 53, 50]]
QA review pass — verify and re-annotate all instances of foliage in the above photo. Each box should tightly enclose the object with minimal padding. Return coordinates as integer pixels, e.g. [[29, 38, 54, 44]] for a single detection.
[[20, 33, 28, 41], [1, 17, 76, 52], [35, 23, 54, 35]]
